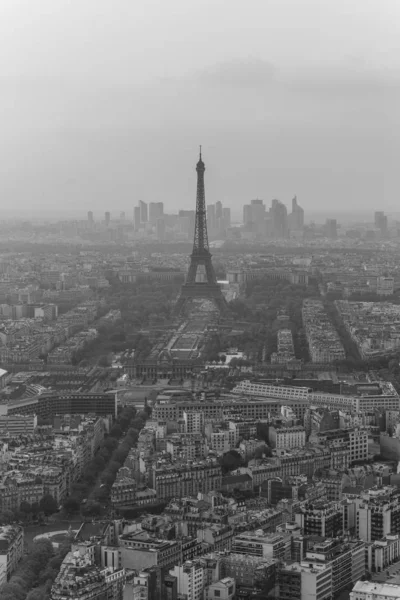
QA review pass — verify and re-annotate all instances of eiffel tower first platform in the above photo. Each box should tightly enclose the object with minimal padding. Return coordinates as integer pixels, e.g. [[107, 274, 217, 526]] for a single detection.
[[175, 149, 229, 316]]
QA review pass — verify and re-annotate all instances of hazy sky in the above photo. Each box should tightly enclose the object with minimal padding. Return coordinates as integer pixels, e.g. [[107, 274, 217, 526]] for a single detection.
[[0, 0, 399, 217]]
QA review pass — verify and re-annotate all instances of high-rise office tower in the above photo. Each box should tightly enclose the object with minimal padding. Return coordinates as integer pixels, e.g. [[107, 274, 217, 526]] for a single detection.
[[105, 211, 111, 226], [139, 200, 148, 223], [120, 211, 125, 220], [326, 218, 338, 239], [179, 209, 196, 238], [251, 199, 266, 234], [134, 206, 141, 232], [87, 211, 94, 224], [288, 196, 304, 231], [222, 207, 231, 228], [243, 204, 253, 225], [215, 200, 223, 219], [149, 202, 164, 224], [375, 211, 388, 236], [270, 199, 288, 238], [207, 204, 216, 231]]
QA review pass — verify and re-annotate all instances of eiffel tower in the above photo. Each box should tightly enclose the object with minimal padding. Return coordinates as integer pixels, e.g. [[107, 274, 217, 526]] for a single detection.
[[175, 148, 229, 316]]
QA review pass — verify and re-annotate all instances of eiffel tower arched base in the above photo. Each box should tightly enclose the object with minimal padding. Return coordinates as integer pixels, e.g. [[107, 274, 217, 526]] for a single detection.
[[174, 283, 229, 316]]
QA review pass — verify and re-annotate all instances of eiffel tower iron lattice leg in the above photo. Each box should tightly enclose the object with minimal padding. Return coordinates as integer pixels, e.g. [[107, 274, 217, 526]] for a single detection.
[[175, 148, 229, 316]]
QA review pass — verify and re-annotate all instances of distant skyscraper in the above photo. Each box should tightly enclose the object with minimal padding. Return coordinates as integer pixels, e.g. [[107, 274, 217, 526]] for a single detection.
[[375, 211, 388, 236], [207, 204, 216, 231], [288, 196, 304, 232], [149, 202, 164, 224], [215, 200, 223, 219], [243, 204, 253, 225], [87, 211, 94, 224], [139, 200, 148, 223], [326, 218, 338, 239], [251, 199, 266, 234], [222, 207, 231, 228], [120, 211, 125, 220], [105, 211, 110, 226], [134, 206, 141, 231], [270, 200, 288, 238], [178, 209, 196, 239]]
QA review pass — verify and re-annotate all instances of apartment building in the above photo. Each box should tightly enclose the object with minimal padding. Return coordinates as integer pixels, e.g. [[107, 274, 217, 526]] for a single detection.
[[0, 525, 24, 581], [149, 459, 222, 501], [305, 539, 365, 597], [0, 414, 37, 436], [51, 544, 125, 600], [118, 531, 181, 571], [350, 581, 400, 600], [170, 560, 206, 600], [231, 380, 309, 401], [232, 532, 291, 561], [269, 426, 306, 450], [183, 411, 205, 434], [197, 525, 234, 553], [209, 429, 237, 454], [111, 476, 137, 507], [311, 428, 368, 463], [302, 298, 345, 363], [366, 534, 400, 572], [204, 577, 235, 600], [295, 501, 343, 537], [279, 561, 332, 600], [356, 487, 400, 542], [153, 397, 309, 422]]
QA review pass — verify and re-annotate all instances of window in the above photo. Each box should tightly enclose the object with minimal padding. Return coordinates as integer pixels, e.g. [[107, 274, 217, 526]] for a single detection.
[[214, 592, 221, 598]]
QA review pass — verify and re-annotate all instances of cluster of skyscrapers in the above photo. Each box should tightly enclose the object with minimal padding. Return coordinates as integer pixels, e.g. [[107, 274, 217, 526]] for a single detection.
[[243, 197, 304, 239]]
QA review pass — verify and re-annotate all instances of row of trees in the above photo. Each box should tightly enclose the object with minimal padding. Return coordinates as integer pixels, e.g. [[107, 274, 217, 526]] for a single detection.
[[0, 537, 71, 600], [63, 406, 149, 516], [201, 278, 319, 365], [0, 494, 58, 527]]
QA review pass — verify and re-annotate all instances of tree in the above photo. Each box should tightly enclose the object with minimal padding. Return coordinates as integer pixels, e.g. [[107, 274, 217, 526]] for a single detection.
[[109, 424, 123, 438], [254, 445, 272, 459], [39, 494, 58, 516], [256, 422, 269, 442], [82, 500, 102, 517], [104, 437, 119, 452], [98, 354, 111, 367], [63, 496, 80, 514], [27, 590, 48, 600], [220, 450, 243, 473], [20, 501, 31, 514]]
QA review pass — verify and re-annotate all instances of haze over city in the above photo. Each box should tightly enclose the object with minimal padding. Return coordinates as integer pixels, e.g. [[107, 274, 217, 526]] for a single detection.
[[0, 0, 399, 216]]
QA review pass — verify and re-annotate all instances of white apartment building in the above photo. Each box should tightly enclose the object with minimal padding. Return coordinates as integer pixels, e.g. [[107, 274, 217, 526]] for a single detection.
[[269, 426, 306, 450], [349, 429, 369, 463], [170, 560, 206, 600], [210, 430, 237, 454], [183, 411, 205, 434], [351, 581, 400, 600]]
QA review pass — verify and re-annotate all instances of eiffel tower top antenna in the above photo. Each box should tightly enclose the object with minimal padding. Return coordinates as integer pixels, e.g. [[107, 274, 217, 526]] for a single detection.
[[199, 145, 202, 159]]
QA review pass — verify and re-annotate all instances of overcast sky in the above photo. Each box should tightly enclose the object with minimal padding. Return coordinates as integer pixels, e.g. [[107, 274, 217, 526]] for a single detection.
[[0, 0, 399, 217]]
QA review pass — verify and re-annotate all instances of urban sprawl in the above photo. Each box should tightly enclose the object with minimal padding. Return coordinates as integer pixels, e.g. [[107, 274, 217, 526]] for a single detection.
[[0, 155, 400, 600]]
